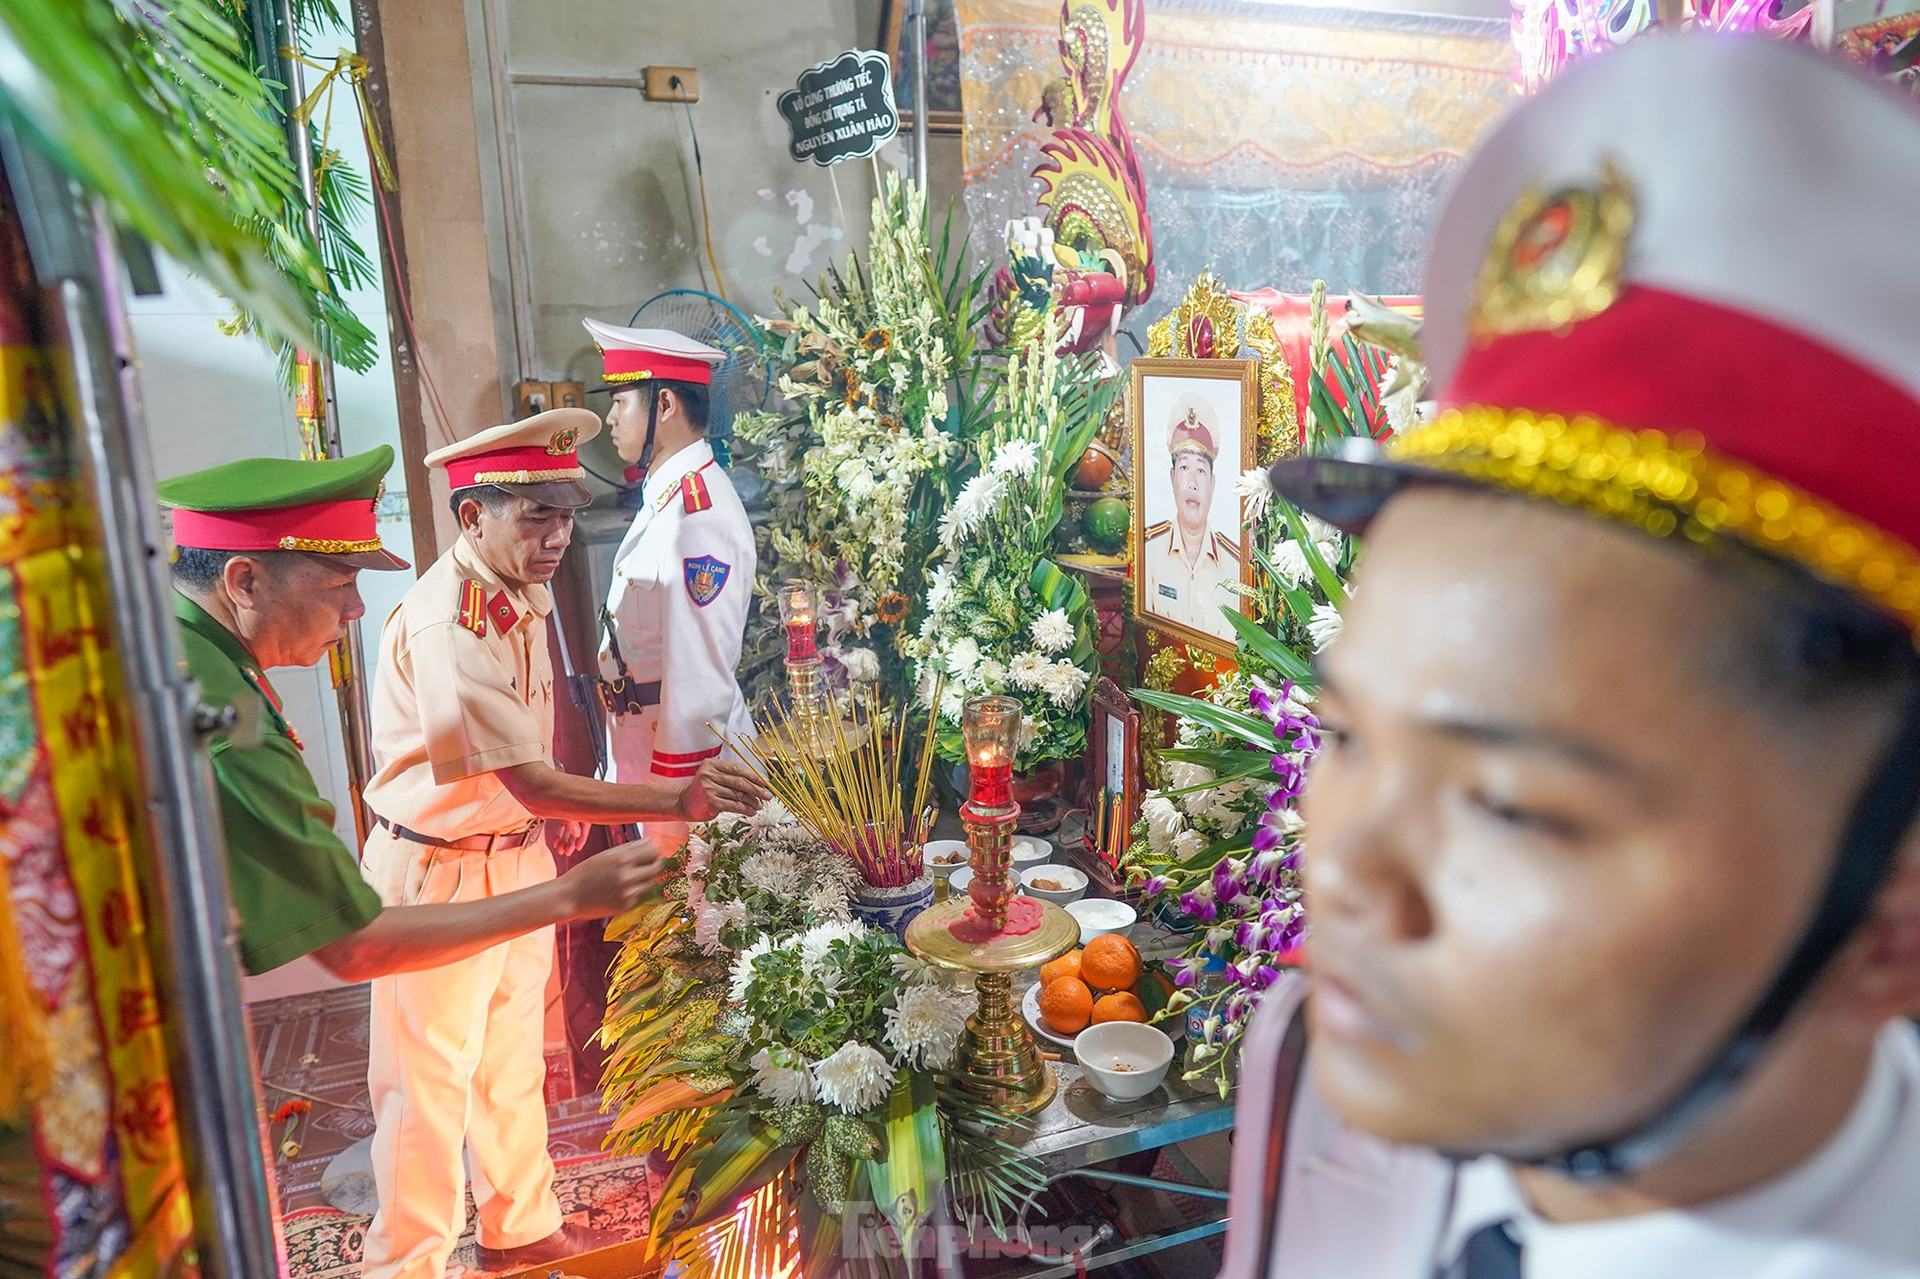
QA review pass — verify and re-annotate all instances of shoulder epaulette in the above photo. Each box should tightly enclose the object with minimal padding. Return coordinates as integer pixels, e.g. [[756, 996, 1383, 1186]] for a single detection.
[[682, 467, 713, 514], [457, 579, 488, 637], [1143, 519, 1172, 538]]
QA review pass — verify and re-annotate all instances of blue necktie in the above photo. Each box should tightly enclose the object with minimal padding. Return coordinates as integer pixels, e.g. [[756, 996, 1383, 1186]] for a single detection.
[[1455, 1220, 1523, 1279]]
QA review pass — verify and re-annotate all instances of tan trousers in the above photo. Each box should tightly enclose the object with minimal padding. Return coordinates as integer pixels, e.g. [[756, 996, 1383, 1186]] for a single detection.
[[359, 826, 563, 1279]]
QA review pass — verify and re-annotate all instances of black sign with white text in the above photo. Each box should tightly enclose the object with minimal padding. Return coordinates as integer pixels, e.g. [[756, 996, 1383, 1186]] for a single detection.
[[779, 50, 900, 167]]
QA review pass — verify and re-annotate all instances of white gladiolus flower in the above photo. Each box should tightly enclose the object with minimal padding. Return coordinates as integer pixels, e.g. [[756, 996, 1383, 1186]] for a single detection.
[[1142, 795, 1184, 855], [1008, 651, 1049, 691], [1235, 468, 1273, 523], [990, 439, 1041, 479], [1270, 539, 1311, 588], [728, 936, 773, 1003], [741, 849, 805, 899], [1030, 608, 1074, 653], [944, 636, 982, 679], [1038, 660, 1090, 707], [812, 1041, 895, 1114], [1308, 602, 1345, 651], [839, 647, 882, 684], [1174, 829, 1208, 860], [749, 1047, 814, 1104], [885, 983, 976, 1070]]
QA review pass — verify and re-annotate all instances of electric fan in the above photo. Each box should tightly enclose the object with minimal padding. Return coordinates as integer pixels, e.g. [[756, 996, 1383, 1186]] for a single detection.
[[628, 289, 773, 467]]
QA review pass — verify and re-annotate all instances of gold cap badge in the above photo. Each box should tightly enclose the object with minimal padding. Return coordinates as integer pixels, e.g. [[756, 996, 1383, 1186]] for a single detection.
[[1470, 158, 1636, 343]]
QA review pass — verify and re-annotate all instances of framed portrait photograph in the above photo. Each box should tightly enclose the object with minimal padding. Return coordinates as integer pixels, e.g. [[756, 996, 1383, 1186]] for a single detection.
[[876, 0, 964, 136], [1129, 357, 1259, 655]]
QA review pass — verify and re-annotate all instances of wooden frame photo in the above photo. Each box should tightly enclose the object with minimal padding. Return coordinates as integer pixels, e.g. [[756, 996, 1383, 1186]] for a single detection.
[[876, 0, 965, 136], [1128, 357, 1259, 656]]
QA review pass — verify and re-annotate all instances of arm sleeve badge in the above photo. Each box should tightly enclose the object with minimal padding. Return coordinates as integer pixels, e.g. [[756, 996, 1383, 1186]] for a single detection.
[[683, 555, 731, 607]]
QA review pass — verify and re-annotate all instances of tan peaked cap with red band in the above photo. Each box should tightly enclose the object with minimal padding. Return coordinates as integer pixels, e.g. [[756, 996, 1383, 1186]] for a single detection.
[[1271, 34, 1920, 636], [426, 407, 602, 509], [158, 444, 408, 572], [584, 317, 724, 387]]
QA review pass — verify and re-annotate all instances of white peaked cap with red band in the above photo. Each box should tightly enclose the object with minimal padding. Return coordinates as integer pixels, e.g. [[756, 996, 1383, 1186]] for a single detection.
[[584, 318, 725, 386]]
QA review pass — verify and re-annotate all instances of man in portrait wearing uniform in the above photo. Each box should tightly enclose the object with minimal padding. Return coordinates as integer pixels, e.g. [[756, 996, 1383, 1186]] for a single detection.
[[1251, 36, 1920, 1279], [156, 446, 672, 983], [585, 318, 755, 857], [1141, 396, 1241, 641], [359, 409, 767, 1279]]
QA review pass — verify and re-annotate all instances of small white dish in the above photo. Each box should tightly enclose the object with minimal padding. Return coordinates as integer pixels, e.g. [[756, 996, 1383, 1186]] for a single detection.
[[1011, 837, 1053, 870], [1065, 897, 1137, 943], [1019, 864, 1088, 905], [923, 839, 971, 879], [948, 866, 973, 897], [1021, 982, 1081, 1048], [1074, 1021, 1174, 1101]]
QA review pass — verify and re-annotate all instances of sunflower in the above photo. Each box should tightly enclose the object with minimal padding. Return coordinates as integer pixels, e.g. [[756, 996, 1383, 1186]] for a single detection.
[[840, 368, 864, 406], [876, 592, 910, 624], [862, 328, 891, 352]]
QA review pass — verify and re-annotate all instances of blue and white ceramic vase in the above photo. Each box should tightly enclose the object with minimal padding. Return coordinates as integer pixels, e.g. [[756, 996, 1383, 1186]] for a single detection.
[[852, 873, 935, 938]]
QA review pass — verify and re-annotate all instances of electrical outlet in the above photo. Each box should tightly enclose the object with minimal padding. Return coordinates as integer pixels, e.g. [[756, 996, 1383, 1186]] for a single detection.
[[513, 379, 553, 419], [643, 67, 700, 102]]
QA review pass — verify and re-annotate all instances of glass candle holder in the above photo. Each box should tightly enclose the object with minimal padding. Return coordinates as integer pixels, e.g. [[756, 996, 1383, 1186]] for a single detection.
[[778, 580, 819, 663], [962, 695, 1020, 812]]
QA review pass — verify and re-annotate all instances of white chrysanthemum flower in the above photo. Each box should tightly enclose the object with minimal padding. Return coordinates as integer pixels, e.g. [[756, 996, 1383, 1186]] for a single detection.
[[975, 658, 1007, 689], [749, 1046, 814, 1104], [1164, 761, 1215, 792], [1235, 467, 1273, 524], [799, 920, 866, 974], [1017, 716, 1041, 754], [812, 1041, 895, 1114], [714, 811, 747, 835], [1142, 795, 1184, 855], [684, 831, 714, 875], [746, 797, 796, 837], [728, 936, 774, 1003], [1038, 660, 1090, 707], [1030, 608, 1074, 654], [742, 848, 805, 899], [1304, 514, 1342, 545], [938, 685, 966, 724], [805, 879, 853, 923], [1270, 539, 1311, 588], [839, 647, 882, 685], [885, 983, 976, 1070], [990, 438, 1041, 479], [1308, 602, 1344, 652], [1174, 829, 1208, 860], [891, 952, 939, 986], [944, 636, 982, 679], [1008, 651, 1049, 691], [940, 473, 1007, 549]]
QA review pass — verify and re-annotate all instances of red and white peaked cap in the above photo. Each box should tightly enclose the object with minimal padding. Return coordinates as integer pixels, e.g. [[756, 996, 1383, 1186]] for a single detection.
[[1274, 33, 1920, 635], [584, 318, 725, 387]]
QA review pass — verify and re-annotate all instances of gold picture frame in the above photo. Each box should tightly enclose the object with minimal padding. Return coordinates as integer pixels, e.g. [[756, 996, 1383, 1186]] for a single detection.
[[877, 0, 965, 137], [1128, 357, 1259, 657]]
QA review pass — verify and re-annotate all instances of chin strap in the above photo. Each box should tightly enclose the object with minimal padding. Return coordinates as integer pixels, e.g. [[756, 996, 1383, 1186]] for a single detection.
[[1511, 675, 1920, 1181], [627, 387, 662, 489]]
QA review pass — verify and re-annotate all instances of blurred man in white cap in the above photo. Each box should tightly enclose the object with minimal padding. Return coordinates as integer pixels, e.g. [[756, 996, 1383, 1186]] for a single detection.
[[358, 407, 768, 1279], [585, 318, 755, 859], [1141, 393, 1241, 640], [1217, 34, 1920, 1279]]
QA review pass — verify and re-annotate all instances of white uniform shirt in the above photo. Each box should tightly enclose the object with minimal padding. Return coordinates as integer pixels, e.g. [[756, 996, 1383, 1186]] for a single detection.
[[1268, 1021, 1920, 1278], [598, 438, 755, 783]]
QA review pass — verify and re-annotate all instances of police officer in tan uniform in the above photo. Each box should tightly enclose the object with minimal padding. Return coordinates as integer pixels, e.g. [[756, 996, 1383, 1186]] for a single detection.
[[359, 408, 766, 1279], [1140, 396, 1241, 640]]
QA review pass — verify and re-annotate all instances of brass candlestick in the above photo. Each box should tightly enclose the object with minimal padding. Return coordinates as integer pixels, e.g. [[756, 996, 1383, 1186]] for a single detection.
[[904, 697, 1077, 1113]]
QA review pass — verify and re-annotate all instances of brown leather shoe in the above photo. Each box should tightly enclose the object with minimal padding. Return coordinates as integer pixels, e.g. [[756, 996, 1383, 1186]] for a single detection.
[[473, 1222, 627, 1273]]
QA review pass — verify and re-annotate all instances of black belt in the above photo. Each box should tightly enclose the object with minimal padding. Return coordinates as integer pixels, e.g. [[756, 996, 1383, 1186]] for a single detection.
[[596, 607, 662, 716], [373, 814, 541, 852]]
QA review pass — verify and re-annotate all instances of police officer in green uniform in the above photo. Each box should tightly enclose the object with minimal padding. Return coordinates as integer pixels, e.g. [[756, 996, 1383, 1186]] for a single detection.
[[159, 446, 669, 980]]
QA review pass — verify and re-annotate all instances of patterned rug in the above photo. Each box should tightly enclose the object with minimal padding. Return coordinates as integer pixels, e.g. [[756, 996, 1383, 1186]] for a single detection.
[[251, 985, 658, 1276]]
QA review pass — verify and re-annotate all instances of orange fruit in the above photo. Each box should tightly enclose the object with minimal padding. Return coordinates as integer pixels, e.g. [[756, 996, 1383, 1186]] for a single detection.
[[1038, 977, 1093, 1035], [1040, 949, 1083, 988], [1080, 935, 1141, 992], [1091, 991, 1148, 1024]]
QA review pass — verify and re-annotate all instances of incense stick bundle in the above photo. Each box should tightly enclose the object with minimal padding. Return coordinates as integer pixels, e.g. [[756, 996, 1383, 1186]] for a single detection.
[[734, 683, 945, 888]]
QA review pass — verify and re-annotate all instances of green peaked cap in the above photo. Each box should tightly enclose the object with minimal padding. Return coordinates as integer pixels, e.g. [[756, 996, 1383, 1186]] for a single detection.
[[156, 444, 395, 512]]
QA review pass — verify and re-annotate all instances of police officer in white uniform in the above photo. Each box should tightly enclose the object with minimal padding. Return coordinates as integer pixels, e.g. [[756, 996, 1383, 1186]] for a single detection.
[[586, 318, 755, 855], [1220, 35, 1920, 1279]]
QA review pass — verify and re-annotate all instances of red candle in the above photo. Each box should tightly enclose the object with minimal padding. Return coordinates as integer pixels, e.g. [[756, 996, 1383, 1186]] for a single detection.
[[779, 582, 819, 662], [970, 754, 1012, 808], [785, 616, 818, 662]]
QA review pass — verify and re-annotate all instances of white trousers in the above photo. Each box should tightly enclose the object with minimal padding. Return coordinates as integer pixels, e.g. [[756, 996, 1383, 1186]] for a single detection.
[[360, 826, 563, 1279]]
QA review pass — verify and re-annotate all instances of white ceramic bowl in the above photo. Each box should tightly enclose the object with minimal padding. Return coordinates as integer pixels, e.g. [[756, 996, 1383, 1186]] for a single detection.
[[923, 839, 971, 880], [1018, 864, 1088, 905], [1065, 897, 1137, 943], [948, 866, 973, 897], [1010, 836, 1053, 870], [1074, 1021, 1174, 1101]]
